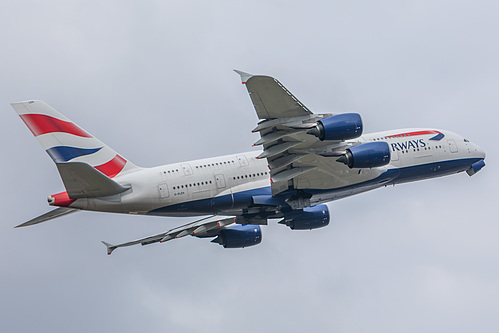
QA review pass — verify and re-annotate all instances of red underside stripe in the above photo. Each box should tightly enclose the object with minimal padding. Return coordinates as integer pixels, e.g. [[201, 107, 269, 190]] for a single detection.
[[20, 114, 92, 138], [386, 130, 441, 138], [94, 155, 127, 178]]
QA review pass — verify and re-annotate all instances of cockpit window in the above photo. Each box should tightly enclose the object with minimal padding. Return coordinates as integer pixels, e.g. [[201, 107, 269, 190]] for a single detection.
[[464, 139, 469, 142]]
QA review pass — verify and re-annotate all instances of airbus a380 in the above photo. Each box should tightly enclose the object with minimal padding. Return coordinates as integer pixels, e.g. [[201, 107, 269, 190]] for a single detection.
[[12, 70, 486, 254]]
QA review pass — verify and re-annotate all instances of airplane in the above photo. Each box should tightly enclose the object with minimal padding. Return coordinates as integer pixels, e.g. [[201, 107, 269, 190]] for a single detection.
[[11, 70, 486, 255]]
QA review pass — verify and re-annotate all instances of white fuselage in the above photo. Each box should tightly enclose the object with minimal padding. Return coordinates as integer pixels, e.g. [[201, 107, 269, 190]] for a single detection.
[[57, 128, 485, 217]]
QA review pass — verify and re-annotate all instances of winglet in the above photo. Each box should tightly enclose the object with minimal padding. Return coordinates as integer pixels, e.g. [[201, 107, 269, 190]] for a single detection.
[[233, 70, 253, 84], [101, 241, 117, 255]]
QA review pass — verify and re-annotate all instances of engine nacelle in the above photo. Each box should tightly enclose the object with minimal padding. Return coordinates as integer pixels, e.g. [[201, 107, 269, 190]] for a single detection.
[[280, 204, 330, 230], [308, 113, 363, 141], [336, 141, 390, 169], [213, 224, 262, 248]]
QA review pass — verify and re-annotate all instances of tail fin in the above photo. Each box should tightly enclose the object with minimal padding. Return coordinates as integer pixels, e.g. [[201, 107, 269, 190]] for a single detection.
[[11, 100, 140, 178]]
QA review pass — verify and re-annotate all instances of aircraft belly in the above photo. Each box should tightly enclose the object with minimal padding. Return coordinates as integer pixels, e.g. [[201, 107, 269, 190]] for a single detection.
[[394, 157, 480, 184], [147, 186, 271, 217]]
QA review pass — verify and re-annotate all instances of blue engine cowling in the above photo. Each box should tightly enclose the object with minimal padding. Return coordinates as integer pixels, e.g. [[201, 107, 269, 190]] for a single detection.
[[212, 224, 262, 248], [308, 113, 363, 141], [336, 141, 390, 168], [280, 204, 330, 230]]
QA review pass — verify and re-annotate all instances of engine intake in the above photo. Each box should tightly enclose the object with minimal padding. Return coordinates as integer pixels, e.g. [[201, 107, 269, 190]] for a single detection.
[[336, 142, 390, 168], [280, 204, 330, 230], [212, 224, 262, 248], [308, 113, 363, 141]]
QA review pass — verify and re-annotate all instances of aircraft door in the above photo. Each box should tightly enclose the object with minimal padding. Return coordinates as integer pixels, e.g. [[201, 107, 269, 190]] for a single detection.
[[180, 163, 193, 175], [391, 149, 399, 162], [158, 183, 169, 198], [215, 174, 226, 188], [447, 140, 458, 153], [237, 155, 249, 167]]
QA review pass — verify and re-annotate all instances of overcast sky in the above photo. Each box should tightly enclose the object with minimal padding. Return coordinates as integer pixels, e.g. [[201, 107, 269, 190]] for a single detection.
[[0, 1, 498, 332]]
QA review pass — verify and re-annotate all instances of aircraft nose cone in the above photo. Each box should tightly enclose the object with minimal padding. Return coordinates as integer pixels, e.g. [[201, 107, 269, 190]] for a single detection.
[[476, 145, 486, 159]]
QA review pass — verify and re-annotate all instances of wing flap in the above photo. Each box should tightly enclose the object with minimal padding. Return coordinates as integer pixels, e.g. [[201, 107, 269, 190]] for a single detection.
[[257, 141, 301, 159], [271, 166, 316, 183]]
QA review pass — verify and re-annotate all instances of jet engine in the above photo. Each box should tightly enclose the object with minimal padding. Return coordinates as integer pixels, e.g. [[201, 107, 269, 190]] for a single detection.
[[279, 204, 330, 230], [308, 113, 363, 141], [212, 224, 262, 248], [336, 141, 390, 168]]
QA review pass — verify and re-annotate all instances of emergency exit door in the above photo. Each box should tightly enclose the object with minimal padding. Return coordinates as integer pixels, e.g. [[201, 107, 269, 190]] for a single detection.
[[215, 174, 226, 188]]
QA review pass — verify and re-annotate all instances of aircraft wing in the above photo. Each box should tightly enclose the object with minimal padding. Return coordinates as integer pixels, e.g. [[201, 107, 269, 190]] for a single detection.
[[236, 70, 370, 197], [102, 215, 236, 255]]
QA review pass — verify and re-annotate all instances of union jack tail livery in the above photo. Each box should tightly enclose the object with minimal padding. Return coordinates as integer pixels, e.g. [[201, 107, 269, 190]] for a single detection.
[[12, 101, 140, 225], [12, 100, 139, 178]]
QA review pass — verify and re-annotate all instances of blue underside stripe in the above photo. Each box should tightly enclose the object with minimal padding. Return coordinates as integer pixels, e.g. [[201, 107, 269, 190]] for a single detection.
[[46, 146, 103, 163], [147, 157, 482, 216]]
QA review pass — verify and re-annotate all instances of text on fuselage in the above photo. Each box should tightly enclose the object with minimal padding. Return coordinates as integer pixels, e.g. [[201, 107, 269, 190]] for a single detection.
[[391, 139, 426, 151]]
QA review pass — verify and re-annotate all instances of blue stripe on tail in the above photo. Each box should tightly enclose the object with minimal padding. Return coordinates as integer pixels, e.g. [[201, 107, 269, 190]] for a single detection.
[[46, 146, 102, 163]]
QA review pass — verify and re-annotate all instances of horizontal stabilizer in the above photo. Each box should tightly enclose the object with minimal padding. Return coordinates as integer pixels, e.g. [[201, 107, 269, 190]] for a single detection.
[[15, 207, 78, 228], [56, 162, 130, 199]]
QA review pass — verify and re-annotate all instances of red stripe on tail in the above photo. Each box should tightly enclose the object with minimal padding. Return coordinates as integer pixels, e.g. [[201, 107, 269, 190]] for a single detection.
[[94, 155, 127, 178], [20, 114, 92, 138]]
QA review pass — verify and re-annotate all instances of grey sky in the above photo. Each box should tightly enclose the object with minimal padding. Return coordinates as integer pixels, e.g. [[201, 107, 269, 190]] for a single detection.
[[0, 1, 498, 332]]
